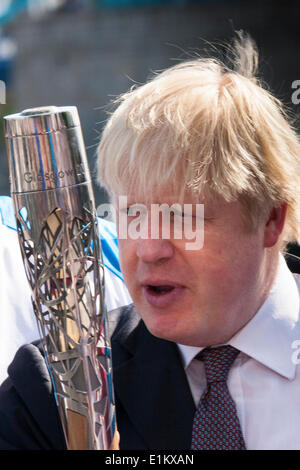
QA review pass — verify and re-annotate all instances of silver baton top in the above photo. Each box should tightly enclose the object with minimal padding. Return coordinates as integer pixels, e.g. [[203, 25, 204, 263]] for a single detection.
[[4, 106, 91, 193]]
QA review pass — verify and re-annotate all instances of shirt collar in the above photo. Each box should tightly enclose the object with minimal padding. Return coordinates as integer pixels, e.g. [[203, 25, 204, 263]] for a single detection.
[[178, 254, 300, 379], [177, 344, 203, 369], [230, 254, 300, 380]]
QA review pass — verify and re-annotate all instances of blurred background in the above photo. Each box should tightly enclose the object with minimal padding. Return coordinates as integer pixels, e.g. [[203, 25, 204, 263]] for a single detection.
[[0, 0, 299, 253]]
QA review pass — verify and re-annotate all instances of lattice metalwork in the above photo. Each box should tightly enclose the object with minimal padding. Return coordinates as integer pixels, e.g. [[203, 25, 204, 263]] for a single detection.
[[16, 204, 115, 450]]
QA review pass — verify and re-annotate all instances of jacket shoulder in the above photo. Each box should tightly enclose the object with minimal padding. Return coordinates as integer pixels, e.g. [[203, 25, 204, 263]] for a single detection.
[[107, 303, 140, 340], [286, 253, 300, 274], [0, 305, 139, 450], [0, 343, 65, 450]]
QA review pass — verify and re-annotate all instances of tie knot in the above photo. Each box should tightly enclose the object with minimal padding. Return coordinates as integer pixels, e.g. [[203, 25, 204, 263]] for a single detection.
[[197, 345, 240, 384]]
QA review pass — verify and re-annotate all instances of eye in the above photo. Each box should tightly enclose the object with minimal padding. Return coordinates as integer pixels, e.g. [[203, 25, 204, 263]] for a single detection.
[[171, 209, 195, 220]]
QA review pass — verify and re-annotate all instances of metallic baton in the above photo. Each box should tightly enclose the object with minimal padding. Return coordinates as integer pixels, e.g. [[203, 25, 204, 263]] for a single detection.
[[4, 106, 115, 450]]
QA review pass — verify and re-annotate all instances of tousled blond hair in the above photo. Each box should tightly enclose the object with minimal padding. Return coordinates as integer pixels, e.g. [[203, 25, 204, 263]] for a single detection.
[[97, 33, 300, 245]]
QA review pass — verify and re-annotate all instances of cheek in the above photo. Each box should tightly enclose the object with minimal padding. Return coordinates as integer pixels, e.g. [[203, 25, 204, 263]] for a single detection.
[[202, 240, 262, 300], [187, 242, 250, 297], [118, 239, 137, 279]]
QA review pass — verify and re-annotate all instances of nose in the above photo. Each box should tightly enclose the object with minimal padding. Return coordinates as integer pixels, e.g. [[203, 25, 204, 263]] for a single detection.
[[136, 238, 175, 264]]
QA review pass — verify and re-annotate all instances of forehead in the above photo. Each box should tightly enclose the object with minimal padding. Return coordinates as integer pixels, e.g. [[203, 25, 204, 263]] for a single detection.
[[113, 186, 225, 210]]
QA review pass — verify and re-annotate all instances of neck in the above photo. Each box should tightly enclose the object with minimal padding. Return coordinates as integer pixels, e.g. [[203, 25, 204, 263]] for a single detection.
[[208, 248, 280, 347], [233, 247, 280, 340]]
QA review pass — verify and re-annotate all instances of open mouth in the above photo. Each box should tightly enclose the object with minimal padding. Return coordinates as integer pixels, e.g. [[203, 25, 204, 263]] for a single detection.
[[147, 285, 175, 295], [142, 282, 185, 308]]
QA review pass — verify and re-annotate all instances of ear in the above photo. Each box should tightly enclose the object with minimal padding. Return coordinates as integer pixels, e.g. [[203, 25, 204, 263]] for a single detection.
[[264, 203, 288, 248]]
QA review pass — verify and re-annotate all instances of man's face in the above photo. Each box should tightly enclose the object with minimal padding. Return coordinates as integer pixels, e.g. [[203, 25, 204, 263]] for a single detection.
[[116, 190, 268, 347]]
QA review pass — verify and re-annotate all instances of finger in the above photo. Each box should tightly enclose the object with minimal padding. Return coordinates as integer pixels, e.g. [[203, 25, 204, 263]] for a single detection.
[[109, 430, 120, 450]]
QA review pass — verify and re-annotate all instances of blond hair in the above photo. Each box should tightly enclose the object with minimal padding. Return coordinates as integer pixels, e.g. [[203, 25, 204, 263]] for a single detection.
[[97, 33, 300, 245]]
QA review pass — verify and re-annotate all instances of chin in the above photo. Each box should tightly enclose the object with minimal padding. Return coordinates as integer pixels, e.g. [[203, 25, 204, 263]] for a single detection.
[[143, 314, 216, 347], [143, 316, 192, 344]]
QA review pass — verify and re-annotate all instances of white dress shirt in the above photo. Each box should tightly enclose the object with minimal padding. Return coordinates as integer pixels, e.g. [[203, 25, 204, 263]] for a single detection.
[[178, 254, 300, 450]]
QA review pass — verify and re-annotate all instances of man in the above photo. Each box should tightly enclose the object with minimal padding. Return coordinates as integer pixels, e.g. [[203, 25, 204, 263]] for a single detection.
[[1, 33, 300, 450]]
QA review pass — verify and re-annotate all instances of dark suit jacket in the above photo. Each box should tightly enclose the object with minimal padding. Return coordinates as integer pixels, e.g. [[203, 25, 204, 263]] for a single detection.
[[0, 253, 299, 450], [0, 304, 195, 450]]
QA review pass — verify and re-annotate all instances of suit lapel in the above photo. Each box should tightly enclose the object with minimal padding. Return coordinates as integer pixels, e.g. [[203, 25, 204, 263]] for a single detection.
[[111, 309, 196, 449]]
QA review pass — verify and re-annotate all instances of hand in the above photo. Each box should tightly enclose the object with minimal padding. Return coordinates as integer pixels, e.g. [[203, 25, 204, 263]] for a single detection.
[[109, 429, 120, 450]]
